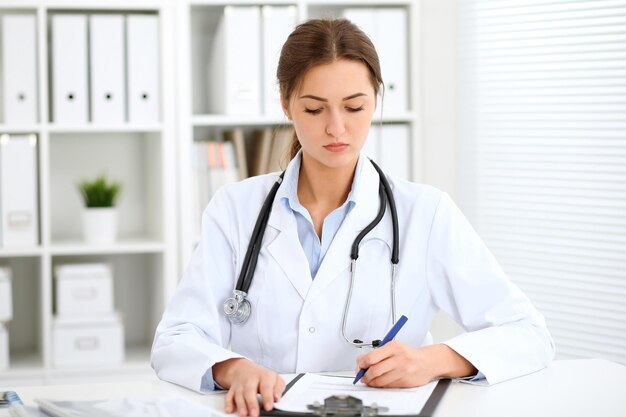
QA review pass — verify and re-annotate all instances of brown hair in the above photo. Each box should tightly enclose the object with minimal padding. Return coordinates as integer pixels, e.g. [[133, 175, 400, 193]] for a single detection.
[[277, 18, 384, 162]]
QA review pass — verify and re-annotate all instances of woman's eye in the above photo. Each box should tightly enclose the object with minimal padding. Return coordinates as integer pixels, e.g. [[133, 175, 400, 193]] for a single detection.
[[347, 106, 364, 112], [304, 108, 322, 115]]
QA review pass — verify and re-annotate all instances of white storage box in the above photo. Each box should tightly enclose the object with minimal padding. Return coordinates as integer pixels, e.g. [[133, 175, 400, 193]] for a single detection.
[[52, 313, 124, 368], [0, 267, 12, 322], [54, 263, 113, 316], [0, 323, 8, 370]]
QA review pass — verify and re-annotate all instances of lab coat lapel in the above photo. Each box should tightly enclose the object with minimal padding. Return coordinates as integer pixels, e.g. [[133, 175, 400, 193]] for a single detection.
[[307, 160, 383, 302], [265, 188, 312, 301]]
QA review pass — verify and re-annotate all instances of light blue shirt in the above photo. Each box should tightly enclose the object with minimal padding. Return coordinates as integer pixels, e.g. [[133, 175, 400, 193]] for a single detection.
[[280, 153, 365, 278]]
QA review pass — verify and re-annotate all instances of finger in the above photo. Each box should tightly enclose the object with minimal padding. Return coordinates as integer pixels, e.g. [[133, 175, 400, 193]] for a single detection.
[[357, 341, 399, 368], [362, 354, 397, 386], [234, 388, 248, 417], [243, 381, 261, 417], [274, 375, 286, 401], [224, 388, 235, 414], [259, 374, 275, 411]]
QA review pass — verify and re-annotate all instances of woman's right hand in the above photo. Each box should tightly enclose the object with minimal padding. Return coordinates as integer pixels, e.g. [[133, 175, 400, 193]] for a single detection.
[[213, 358, 286, 417]]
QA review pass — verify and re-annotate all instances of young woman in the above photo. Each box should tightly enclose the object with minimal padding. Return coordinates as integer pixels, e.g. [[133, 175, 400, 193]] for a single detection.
[[152, 18, 554, 417]]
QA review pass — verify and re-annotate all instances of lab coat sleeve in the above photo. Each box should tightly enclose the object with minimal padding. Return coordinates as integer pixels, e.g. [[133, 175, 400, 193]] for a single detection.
[[151, 188, 244, 392], [425, 192, 555, 385]]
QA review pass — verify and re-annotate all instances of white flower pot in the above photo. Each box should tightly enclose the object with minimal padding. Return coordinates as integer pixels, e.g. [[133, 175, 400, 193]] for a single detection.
[[82, 208, 118, 244]]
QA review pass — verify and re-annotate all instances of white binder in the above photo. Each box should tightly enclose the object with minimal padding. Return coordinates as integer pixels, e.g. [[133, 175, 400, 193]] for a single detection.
[[90, 14, 126, 124], [379, 124, 410, 180], [363, 124, 410, 180], [1, 15, 38, 124], [0, 134, 39, 247], [362, 124, 380, 163], [208, 6, 261, 115], [51, 14, 89, 124], [261, 6, 297, 116], [126, 14, 160, 124], [344, 8, 408, 116], [377, 9, 408, 115]]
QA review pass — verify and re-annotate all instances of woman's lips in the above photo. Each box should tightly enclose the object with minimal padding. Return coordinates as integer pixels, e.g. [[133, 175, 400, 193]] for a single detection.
[[324, 143, 349, 152]]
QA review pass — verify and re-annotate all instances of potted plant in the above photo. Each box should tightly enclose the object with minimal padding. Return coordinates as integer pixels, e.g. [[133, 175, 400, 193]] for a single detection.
[[77, 175, 122, 244]]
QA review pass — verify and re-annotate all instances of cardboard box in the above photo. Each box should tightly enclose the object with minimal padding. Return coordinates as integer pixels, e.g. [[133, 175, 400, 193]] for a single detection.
[[52, 313, 124, 368], [54, 263, 113, 316]]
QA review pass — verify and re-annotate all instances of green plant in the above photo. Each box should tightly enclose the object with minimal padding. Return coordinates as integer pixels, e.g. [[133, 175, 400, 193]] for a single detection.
[[77, 175, 122, 208]]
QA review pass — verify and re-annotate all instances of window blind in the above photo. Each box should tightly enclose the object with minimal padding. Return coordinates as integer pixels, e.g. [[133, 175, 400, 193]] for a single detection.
[[458, 0, 626, 364]]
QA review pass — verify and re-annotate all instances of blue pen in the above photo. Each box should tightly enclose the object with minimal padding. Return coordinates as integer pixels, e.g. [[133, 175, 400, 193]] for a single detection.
[[353, 315, 409, 384]]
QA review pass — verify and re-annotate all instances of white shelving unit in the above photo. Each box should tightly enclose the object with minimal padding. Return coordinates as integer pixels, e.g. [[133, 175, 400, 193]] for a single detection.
[[0, 0, 422, 385], [0, 0, 177, 385], [175, 0, 421, 268]]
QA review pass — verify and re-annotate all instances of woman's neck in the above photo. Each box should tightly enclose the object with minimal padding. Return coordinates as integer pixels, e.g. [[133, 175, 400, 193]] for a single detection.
[[297, 153, 357, 210]]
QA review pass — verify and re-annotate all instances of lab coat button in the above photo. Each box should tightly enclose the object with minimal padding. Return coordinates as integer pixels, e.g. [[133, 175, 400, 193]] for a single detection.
[[309, 327, 315, 333]]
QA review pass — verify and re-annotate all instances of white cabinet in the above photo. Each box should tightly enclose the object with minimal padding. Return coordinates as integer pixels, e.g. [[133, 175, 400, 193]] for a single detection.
[[176, 0, 421, 267], [0, 0, 176, 385]]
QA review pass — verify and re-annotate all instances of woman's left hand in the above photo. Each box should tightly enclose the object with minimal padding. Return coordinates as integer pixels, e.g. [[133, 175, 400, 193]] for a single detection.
[[355, 342, 477, 388]]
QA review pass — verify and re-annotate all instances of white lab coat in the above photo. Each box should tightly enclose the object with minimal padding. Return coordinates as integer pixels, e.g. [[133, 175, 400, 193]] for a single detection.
[[151, 157, 554, 392]]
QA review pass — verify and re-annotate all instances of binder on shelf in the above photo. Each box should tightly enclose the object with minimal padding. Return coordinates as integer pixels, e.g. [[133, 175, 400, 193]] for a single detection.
[[89, 14, 126, 124], [208, 6, 261, 115], [126, 14, 160, 124], [0, 323, 7, 370], [379, 123, 410, 179], [344, 8, 408, 116], [365, 124, 411, 180], [0, 267, 12, 322], [51, 14, 89, 124], [1, 14, 38, 124], [261, 6, 297, 116], [0, 134, 39, 247]]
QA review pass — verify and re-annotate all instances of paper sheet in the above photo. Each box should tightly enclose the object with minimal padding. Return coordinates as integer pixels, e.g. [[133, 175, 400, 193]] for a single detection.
[[274, 374, 438, 415]]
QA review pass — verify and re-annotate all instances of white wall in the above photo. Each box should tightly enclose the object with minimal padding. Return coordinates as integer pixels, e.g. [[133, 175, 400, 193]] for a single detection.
[[420, 0, 464, 342]]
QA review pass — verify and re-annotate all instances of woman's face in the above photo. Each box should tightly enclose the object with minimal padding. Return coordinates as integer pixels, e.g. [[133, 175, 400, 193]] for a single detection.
[[283, 59, 376, 171]]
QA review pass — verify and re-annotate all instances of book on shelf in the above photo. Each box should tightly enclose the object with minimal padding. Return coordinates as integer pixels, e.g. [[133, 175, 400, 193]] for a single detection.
[[223, 128, 248, 179], [267, 126, 294, 173]]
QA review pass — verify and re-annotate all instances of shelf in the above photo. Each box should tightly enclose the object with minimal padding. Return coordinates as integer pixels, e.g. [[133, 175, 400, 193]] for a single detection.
[[0, 349, 45, 384], [192, 114, 290, 127], [190, 0, 296, 5], [46, 124, 163, 134], [0, 125, 41, 133], [0, 247, 43, 258], [191, 113, 417, 126], [49, 238, 165, 256]]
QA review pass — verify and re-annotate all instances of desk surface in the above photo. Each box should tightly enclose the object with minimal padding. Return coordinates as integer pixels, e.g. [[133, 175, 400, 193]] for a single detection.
[[2, 359, 625, 417]]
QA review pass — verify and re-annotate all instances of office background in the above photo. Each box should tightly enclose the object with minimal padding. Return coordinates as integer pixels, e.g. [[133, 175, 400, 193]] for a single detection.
[[0, 0, 624, 386]]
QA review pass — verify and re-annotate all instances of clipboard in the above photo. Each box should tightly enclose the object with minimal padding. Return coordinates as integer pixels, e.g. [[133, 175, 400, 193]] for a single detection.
[[262, 374, 450, 417]]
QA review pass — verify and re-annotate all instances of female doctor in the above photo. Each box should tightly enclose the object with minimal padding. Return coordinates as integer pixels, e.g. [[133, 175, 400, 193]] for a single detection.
[[151, 18, 554, 417]]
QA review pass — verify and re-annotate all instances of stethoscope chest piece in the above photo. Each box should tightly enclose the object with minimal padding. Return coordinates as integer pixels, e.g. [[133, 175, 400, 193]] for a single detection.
[[224, 290, 251, 324]]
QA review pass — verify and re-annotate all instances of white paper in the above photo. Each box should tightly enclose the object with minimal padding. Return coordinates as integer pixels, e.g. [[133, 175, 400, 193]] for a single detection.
[[275, 374, 438, 415]]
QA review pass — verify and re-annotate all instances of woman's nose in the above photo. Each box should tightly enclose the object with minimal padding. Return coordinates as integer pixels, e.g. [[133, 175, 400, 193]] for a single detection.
[[325, 111, 346, 138]]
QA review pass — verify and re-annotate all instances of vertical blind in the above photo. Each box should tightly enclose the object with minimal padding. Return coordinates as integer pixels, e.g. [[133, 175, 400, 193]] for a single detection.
[[457, 0, 626, 364]]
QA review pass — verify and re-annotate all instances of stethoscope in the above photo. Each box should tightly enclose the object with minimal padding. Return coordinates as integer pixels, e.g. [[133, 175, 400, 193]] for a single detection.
[[223, 159, 399, 348]]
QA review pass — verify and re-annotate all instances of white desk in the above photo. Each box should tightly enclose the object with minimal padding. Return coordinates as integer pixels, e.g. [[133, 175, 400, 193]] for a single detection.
[[2, 359, 625, 417]]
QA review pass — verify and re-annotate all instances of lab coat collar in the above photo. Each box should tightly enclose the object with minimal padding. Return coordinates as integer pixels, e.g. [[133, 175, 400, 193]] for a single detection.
[[266, 152, 385, 301]]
